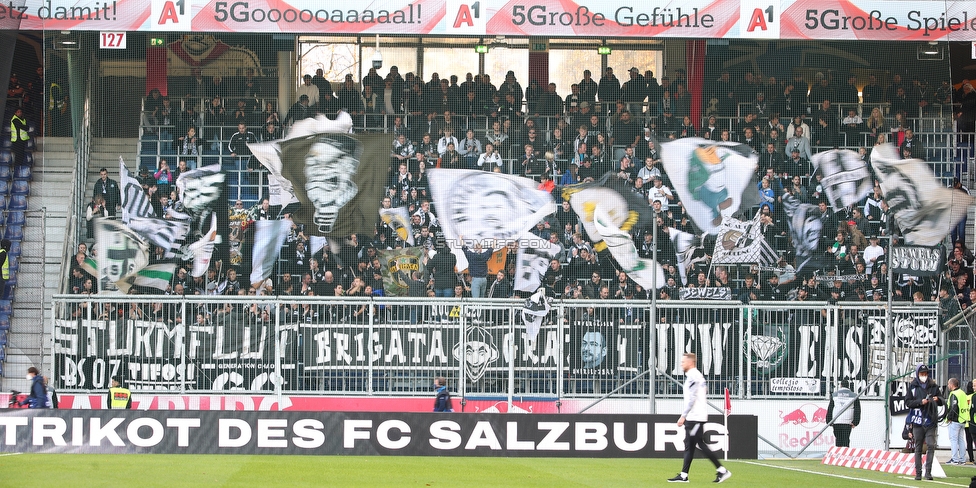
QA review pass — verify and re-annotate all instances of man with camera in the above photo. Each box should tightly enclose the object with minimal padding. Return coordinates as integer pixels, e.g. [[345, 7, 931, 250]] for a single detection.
[[906, 364, 943, 480]]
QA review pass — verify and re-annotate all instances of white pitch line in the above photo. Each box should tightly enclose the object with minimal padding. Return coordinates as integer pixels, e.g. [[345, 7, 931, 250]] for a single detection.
[[895, 475, 967, 487], [0, 453, 22, 457], [739, 460, 963, 488]]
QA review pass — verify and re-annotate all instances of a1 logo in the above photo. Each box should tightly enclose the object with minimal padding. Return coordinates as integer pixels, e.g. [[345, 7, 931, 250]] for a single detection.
[[739, 0, 779, 39], [446, 0, 486, 35], [152, 0, 192, 30]]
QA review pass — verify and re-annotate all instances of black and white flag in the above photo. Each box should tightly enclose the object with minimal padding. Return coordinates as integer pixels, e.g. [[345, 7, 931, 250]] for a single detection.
[[812, 149, 874, 212], [249, 113, 392, 237], [890, 246, 944, 277], [429, 169, 556, 244], [781, 193, 823, 274], [175, 164, 225, 214], [187, 214, 218, 278], [669, 227, 702, 286], [562, 173, 652, 252], [127, 216, 189, 258], [712, 214, 778, 265], [871, 144, 976, 246], [522, 288, 553, 343], [514, 234, 561, 293], [119, 157, 152, 224]]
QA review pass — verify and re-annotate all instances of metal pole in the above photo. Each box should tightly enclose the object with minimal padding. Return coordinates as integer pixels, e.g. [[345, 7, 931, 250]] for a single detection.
[[507, 302, 515, 411], [274, 300, 282, 407], [884, 221, 894, 450], [367, 298, 375, 395], [650, 216, 658, 414]]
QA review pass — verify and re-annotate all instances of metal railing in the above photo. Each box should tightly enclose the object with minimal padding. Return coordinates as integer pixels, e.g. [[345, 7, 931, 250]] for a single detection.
[[49, 295, 955, 403]]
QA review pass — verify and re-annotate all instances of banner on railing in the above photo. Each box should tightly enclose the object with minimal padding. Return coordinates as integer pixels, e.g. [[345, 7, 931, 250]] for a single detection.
[[14, 0, 976, 41], [50, 299, 942, 399], [0, 410, 758, 458]]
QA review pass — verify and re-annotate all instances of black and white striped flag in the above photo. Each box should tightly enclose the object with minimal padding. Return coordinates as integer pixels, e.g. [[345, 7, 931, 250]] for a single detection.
[[119, 157, 152, 224], [127, 216, 189, 258]]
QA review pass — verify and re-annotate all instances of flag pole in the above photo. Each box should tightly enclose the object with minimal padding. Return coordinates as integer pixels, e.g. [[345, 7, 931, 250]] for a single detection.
[[724, 386, 730, 461]]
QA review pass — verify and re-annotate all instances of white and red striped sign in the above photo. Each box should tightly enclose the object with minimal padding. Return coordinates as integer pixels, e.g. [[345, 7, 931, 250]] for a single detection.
[[822, 446, 946, 478]]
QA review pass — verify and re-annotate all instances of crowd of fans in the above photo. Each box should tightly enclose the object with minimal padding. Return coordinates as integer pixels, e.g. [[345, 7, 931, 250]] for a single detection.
[[66, 63, 976, 325]]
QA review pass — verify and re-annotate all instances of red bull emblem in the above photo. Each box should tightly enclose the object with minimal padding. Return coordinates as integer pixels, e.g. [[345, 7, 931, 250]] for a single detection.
[[779, 408, 808, 425]]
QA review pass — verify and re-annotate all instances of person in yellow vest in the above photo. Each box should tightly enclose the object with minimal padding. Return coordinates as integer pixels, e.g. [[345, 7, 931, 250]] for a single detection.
[[9, 107, 30, 166], [947, 377, 970, 464], [0, 239, 10, 299], [107, 377, 132, 409]]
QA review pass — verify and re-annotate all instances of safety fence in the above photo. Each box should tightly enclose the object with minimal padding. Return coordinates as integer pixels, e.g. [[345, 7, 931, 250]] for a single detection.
[[49, 296, 959, 400]]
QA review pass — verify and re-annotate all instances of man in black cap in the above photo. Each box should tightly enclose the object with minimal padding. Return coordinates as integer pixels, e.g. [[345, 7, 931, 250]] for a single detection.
[[905, 364, 942, 480]]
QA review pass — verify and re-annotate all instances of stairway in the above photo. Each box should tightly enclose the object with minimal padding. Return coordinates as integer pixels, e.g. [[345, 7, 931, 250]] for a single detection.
[[1, 137, 138, 392], [1, 137, 74, 392]]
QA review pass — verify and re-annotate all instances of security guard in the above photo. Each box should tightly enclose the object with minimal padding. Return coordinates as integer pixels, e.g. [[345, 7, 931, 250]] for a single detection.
[[0, 239, 9, 298], [107, 377, 132, 409], [826, 380, 861, 447], [9, 107, 30, 166]]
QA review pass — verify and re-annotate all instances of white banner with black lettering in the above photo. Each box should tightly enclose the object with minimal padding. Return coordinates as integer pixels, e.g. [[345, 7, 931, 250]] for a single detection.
[[889, 246, 944, 276]]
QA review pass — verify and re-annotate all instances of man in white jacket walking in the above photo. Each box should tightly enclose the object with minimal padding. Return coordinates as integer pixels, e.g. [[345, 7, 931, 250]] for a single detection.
[[669, 353, 732, 483]]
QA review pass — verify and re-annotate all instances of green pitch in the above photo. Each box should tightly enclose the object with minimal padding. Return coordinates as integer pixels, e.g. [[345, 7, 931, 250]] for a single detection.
[[2, 454, 975, 487]]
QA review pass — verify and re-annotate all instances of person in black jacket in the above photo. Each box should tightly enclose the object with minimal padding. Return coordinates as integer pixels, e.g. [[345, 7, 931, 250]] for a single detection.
[[92, 167, 122, 217], [428, 246, 457, 297], [428, 245, 457, 322], [433, 377, 453, 412], [906, 364, 943, 480]]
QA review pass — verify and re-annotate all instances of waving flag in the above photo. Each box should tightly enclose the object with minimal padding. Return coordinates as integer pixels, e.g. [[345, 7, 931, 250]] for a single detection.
[[250, 219, 290, 287], [781, 193, 824, 274], [562, 173, 651, 251], [712, 214, 777, 265], [175, 164, 225, 214], [127, 216, 189, 258], [119, 157, 151, 224], [660, 138, 758, 235], [593, 205, 666, 290], [522, 288, 553, 342], [514, 234, 561, 293], [380, 207, 415, 246], [249, 113, 392, 237], [812, 149, 874, 212], [669, 227, 703, 286], [95, 218, 149, 293], [871, 144, 975, 246], [186, 214, 218, 277], [430, 169, 556, 244], [116, 263, 175, 294]]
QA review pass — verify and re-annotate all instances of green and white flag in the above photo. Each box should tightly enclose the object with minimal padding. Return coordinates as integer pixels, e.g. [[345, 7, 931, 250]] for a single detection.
[[116, 263, 175, 294]]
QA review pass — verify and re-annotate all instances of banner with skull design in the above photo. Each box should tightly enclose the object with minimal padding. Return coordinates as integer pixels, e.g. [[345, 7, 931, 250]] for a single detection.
[[249, 113, 393, 237]]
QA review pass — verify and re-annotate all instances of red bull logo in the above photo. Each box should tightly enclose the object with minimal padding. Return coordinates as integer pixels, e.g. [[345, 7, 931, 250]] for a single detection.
[[779, 408, 807, 425], [812, 407, 828, 423], [777, 403, 835, 449]]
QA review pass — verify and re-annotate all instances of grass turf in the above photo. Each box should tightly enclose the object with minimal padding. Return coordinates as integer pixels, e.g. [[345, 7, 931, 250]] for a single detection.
[[2, 455, 976, 487]]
